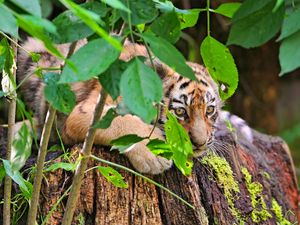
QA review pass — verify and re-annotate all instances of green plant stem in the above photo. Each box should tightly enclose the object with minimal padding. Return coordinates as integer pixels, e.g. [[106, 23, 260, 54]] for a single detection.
[[26, 41, 78, 225], [61, 89, 108, 225], [90, 155, 195, 209], [3, 37, 18, 225], [0, 31, 31, 55], [206, 0, 210, 36]]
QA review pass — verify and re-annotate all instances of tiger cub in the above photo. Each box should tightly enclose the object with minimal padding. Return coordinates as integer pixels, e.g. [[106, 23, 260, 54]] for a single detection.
[[18, 38, 223, 174]]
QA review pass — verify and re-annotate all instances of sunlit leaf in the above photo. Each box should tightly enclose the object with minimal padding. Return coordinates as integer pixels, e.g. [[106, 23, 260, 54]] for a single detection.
[[120, 58, 162, 123], [98, 166, 128, 188], [93, 108, 118, 129], [11, 123, 32, 171], [44, 72, 76, 114], [111, 134, 145, 146], [164, 111, 193, 176], [200, 36, 238, 100], [214, 3, 241, 18], [141, 32, 195, 80], [147, 138, 173, 159], [60, 38, 119, 83], [44, 162, 76, 172]]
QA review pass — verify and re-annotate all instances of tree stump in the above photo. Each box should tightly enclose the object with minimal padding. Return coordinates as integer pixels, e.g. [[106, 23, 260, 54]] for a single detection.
[[0, 118, 299, 224]]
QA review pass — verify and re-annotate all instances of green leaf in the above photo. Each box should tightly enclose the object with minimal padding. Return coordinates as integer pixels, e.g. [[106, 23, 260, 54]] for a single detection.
[[2, 160, 32, 198], [120, 58, 162, 123], [177, 9, 200, 30], [44, 162, 76, 172], [111, 134, 145, 146], [60, 38, 119, 83], [30, 52, 41, 62], [141, 32, 196, 80], [279, 30, 300, 75], [0, 38, 12, 71], [164, 111, 193, 176], [44, 73, 76, 114], [11, 123, 32, 171], [51, 2, 108, 44], [232, 0, 272, 22], [59, 0, 122, 50], [200, 36, 238, 100], [98, 166, 128, 188], [149, 11, 181, 43], [120, 0, 158, 25], [101, 0, 130, 13], [16, 14, 64, 59], [0, 165, 5, 184], [0, 4, 18, 37], [10, 0, 42, 17], [40, 0, 53, 18], [93, 108, 117, 129], [214, 3, 242, 18], [99, 60, 127, 100], [228, 0, 285, 48], [278, 8, 300, 40], [0, 91, 4, 98], [147, 139, 173, 159]]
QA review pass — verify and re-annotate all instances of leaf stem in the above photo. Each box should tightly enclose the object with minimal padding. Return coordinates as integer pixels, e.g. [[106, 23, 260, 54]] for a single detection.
[[90, 154, 195, 209], [26, 42, 78, 225], [206, 0, 210, 36], [61, 89, 108, 225], [0, 31, 31, 55], [3, 37, 18, 225]]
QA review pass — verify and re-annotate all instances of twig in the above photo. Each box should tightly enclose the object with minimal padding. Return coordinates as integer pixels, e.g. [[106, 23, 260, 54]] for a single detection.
[[3, 37, 18, 225], [26, 41, 78, 225], [61, 89, 108, 225]]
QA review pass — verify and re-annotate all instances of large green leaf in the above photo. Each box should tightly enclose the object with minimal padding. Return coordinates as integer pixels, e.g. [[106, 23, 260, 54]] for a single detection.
[[279, 30, 300, 75], [60, 38, 119, 83], [51, 2, 108, 44], [11, 123, 32, 171], [111, 134, 145, 146], [10, 0, 41, 17], [59, 0, 122, 50], [16, 14, 64, 59], [227, 0, 284, 48], [101, 0, 130, 13], [147, 139, 173, 159], [200, 36, 238, 100], [98, 166, 128, 188], [99, 60, 127, 100], [279, 8, 300, 40], [214, 3, 241, 18], [120, 58, 163, 123], [0, 4, 18, 37], [141, 32, 195, 80], [164, 111, 193, 176], [3, 160, 33, 199], [44, 73, 76, 114], [149, 11, 181, 43], [120, 0, 158, 25]]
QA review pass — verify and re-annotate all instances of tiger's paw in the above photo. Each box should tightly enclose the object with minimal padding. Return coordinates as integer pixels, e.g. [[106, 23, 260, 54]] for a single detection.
[[125, 141, 172, 175]]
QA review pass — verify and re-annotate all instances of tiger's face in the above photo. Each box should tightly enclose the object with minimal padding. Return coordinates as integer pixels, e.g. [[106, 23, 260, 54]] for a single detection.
[[157, 62, 221, 153]]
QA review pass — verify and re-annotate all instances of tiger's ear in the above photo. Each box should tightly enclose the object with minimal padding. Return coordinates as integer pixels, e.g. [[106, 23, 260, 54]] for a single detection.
[[145, 58, 173, 80]]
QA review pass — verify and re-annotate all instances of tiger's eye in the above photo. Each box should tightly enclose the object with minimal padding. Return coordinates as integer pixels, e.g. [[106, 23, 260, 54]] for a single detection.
[[175, 108, 186, 117], [206, 105, 215, 115]]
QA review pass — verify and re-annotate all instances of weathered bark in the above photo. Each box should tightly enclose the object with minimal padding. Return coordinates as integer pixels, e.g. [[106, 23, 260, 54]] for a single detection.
[[0, 119, 299, 224]]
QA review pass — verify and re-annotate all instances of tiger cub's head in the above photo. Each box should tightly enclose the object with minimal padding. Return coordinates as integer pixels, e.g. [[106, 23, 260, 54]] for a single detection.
[[156, 62, 221, 153]]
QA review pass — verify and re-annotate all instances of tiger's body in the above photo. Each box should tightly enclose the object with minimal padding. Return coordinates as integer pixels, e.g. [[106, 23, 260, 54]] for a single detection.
[[17, 38, 252, 174]]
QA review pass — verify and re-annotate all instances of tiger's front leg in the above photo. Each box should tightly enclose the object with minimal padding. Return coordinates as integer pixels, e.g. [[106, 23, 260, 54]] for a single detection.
[[62, 96, 172, 174]]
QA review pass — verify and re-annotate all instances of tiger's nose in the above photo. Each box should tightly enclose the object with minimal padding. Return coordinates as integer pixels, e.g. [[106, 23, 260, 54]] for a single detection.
[[188, 131, 206, 148]]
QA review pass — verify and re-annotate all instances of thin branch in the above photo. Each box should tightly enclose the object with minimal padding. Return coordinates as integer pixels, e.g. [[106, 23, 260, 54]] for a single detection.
[[26, 41, 78, 225], [61, 89, 108, 225], [3, 37, 18, 225]]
